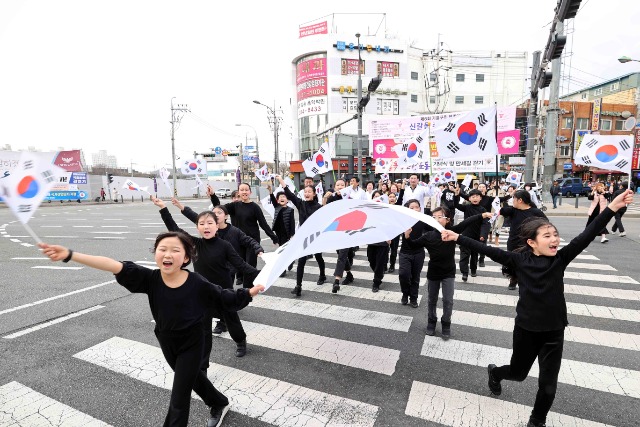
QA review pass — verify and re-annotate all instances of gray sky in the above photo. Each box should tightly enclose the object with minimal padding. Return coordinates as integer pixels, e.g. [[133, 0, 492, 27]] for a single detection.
[[1, 0, 638, 172]]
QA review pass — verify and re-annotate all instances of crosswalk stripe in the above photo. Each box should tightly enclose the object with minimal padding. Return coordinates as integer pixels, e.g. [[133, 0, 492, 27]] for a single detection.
[[405, 380, 608, 426], [252, 295, 414, 332], [3, 306, 104, 339], [273, 277, 423, 304], [420, 336, 640, 399], [449, 310, 640, 351], [454, 289, 640, 322], [74, 337, 379, 427], [216, 321, 400, 375], [0, 381, 111, 426], [467, 275, 640, 302]]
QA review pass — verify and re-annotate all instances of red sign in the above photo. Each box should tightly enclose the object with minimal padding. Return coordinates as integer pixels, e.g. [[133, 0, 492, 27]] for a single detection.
[[54, 150, 83, 172], [299, 21, 328, 38], [340, 59, 363, 76], [498, 129, 521, 155], [377, 61, 399, 78], [632, 128, 640, 170], [296, 58, 327, 85], [297, 77, 327, 101]]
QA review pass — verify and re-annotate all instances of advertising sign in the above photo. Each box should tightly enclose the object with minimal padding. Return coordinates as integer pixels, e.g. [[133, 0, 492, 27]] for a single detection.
[[296, 58, 326, 85], [633, 127, 640, 170], [299, 21, 328, 38], [45, 191, 89, 201], [592, 98, 602, 131], [340, 58, 363, 75], [297, 77, 327, 101], [297, 96, 328, 118]]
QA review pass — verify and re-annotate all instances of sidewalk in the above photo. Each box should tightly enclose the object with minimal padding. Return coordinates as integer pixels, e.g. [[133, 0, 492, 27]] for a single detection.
[[545, 201, 640, 218]]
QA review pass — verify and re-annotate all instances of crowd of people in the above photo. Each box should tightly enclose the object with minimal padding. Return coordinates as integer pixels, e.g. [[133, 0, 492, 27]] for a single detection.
[[36, 172, 635, 427]]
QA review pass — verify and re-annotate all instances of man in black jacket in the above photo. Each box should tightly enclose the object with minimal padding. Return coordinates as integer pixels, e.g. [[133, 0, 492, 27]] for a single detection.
[[550, 181, 560, 209], [454, 188, 487, 281]]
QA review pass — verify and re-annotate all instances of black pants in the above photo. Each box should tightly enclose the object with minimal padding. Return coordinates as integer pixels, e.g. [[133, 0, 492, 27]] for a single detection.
[[398, 251, 424, 302], [296, 253, 326, 285], [333, 247, 355, 278], [493, 325, 564, 422], [156, 326, 229, 427], [236, 244, 257, 289], [459, 244, 478, 276], [611, 207, 626, 233], [388, 235, 400, 269], [367, 245, 389, 286], [478, 239, 487, 264]]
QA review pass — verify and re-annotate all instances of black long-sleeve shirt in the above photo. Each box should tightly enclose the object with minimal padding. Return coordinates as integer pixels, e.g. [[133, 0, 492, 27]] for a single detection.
[[499, 206, 547, 251], [453, 196, 487, 239], [115, 261, 252, 333], [159, 207, 258, 288], [283, 185, 322, 225], [211, 194, 278, 244], [410, 214, 484, 280], [456, 207, 616, 332], [400, 221, 429, 255]]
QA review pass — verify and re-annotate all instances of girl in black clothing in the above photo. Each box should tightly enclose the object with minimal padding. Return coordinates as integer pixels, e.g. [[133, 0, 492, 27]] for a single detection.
[[386, 189, 404, 273], [211, 182, 278, 286], [152, 197, 259, 359], [453, 187, 488, 281], [398, 199, 427, 307], [499, 190, 547, 290], [441, 189, 634, 427], [267, 184, 296, 276], [39, 232, 264, 427], [276, 175, 327, 296], [323, 179, 355, 293]]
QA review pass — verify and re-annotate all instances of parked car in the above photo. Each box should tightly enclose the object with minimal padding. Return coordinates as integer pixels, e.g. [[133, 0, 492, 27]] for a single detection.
[[557, 177, 590, 197], [215, 188, 232, 198]]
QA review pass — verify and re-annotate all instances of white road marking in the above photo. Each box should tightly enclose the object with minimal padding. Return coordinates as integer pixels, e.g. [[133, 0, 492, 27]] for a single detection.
[[3, 306, 104, 339], [31, 266, 84, 270], [217, 321, 400, 375], [0, 280, 115, 316], [0, 381, 112, 426], [103, 218, 123, 221], [12, 257, 49, 260], [101, 225, 129, 228], [253, 295, 414, 332], [405, 380, 608, 426], [91, 231, 132, 234], [420, 336, 640, 399], [72, 225, 94, 228], [74, 337, 379, 427], [40, 225, 62, 228], [93, 237, 126, 240], [10, 238, 21, 242]]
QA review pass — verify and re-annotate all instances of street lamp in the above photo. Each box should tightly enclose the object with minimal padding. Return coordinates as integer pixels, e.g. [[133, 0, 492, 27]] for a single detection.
[[236, 144, 244, 185], [618, 56, 640, 64], [253, 100, 280, 175], [618, 56, 640, 134]]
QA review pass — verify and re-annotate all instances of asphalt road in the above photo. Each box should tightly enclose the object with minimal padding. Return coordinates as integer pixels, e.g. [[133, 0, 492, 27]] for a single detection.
[[0, 200, 639, 427]]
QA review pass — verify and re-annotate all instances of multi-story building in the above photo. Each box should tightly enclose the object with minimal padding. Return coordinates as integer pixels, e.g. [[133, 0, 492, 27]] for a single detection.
[[91, 150, 118, 169]]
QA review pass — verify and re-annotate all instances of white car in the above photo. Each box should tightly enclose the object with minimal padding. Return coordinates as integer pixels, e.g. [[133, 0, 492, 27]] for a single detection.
[[215, 188, 232, 198]]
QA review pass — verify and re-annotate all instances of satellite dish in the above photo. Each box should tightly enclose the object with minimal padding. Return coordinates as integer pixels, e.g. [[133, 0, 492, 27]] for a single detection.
[[624, 117, 636, 131], [620, 110, 631, 119]]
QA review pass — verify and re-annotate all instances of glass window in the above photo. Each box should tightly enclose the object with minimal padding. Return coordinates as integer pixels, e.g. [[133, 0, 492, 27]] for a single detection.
[[410, 94, 418, 103], [560, 146, 571, 156], [594, 88, 603, 96], [476, 74, 485, 82], [576, 118, 589, 129], [610, 82, 619, 91], [614, 120, 625, 131], [429, 96, 436, 104], [562, 117, 573, 129], [455, 96, 464, 104], [342, 97, 358, 113], [430, 72, 436, 82], [600, 119, 612, 131], [376, 99, 399, 115], [410, 71, 419, 80], [475, 96, 484, 104], [456, 74, 465, 82], [581, 93, 587, 99]]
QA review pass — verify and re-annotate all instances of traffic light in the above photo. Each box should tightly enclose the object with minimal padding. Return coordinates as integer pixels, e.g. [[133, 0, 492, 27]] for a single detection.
[[107, 173, 114, 184], [365, 157, 372, 174], [202, 153, 216, 158], [367, 75, 382, 92]]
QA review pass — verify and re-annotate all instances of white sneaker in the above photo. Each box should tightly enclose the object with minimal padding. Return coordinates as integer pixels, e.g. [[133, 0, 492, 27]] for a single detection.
[[619, 232, 626, 237], [601, 236, 609, 243]]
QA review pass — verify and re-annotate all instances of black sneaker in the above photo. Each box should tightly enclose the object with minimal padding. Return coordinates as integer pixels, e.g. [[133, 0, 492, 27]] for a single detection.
[[478, 261, 485, 267], [332, 281, 340, 294], [388, 266, 395, 273], [462, 275, 468, 282], [342, 272, 354, 285], [235, 340, 247, 358], [470, 271, 477, 277], [508, 278, 517, 290], [527, 417, 546, 427], [401, 295, 408, 305], [372, 285, 379, 293], [426, 322, 436, 336], [207, 404, 229, 427], [290, 285, 302, 297], [410, 300, 418, 308], [212, 322, 227, 335], [441, 323, 451, 340], [316, 276, 327, 286], [487, 364, 502, 396]]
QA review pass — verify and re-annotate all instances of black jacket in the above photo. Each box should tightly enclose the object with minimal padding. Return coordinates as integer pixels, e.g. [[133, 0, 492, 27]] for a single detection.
[[283, 186, 322, 226], [269, 193, 296, 242]]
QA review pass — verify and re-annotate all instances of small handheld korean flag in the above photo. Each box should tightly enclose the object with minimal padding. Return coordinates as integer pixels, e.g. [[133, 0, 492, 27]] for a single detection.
[[392, 127, 429, 165], [440, 168, 456, 183], [574, 135, 633, 174], [181, 159, 207, 175], [123, 179, 150, 194], [302, 141, 333, 177], [158, 167, 172, 191], [434, 106, 497, 158], [315, 181, 324, 198], [506, 171, 522, 185], [255, 165, 270, 182]]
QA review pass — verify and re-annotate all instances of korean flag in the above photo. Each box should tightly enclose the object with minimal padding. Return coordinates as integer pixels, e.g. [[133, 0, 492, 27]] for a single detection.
[[434, 106, 498, 158], [574, 135, 632, 174]]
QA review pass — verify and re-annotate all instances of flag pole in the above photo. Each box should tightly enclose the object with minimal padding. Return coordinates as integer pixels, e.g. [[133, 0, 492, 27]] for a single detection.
[[494, 103, 500, 194], [22, 222, 43, 245]]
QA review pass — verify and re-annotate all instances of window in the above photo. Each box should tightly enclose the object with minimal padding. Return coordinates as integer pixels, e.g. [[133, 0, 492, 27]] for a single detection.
[[376, 99, 399, 115], [410, 94, 418, 103], [615, 120, 625, 131], [377, 61, 399, 78], [455, 96, 464, 104], [581, 93, 587, 100], [576, 118, 589, 129], [456, 74, 465, 82], [594, 88, 603, 96], [429, 96, 436, 104], [475, 96, 484, 104], [562, 117, 573, 129], [610, 82, 620, 91], [342, 97, 358, 113], [430, 72, 436, 82], [476, 74, 485, 82], [410, 71, 419, 80], [600, 119, 612, 131], [560, 146, 571, 157]]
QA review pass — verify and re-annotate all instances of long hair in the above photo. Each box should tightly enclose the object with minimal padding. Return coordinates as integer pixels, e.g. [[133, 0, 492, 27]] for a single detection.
[[513, 189, 534, 207], [513, 217, 556, 254], [153, 231, 195, 267]]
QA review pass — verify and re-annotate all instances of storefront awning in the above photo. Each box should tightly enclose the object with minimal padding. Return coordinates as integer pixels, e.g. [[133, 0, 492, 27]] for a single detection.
[[589, 169, 629, 175]]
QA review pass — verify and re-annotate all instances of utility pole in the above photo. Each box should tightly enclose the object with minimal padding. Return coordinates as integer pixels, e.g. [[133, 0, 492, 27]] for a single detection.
[[356, 32, 363, 183], [543, 20, 564, 200], [524, 51, 541, 183], [170, 98, 190, 197], [274, 100, 280, 175]]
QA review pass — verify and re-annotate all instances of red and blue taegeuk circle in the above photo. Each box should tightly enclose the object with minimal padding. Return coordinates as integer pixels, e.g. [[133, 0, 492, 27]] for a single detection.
[[407, 143, 418, 157], [457, 122, 478, 145], [444, 171, 453, 180], [188, 162, 198, 171], [595, 145, 618, 163], [315, 154, 325, 167], [378, 159, 386, 167], [17, 176, 39, 198]]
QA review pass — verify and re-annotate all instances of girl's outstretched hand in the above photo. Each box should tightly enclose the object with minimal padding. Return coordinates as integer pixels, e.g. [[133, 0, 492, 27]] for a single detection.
[[38, 243, 69, 262], [441, 230, 459, 242], [151, 196, 166, 209], [250, 285, 265, 296], [609, 189, 634, 212], [171, 198, 184, 211]]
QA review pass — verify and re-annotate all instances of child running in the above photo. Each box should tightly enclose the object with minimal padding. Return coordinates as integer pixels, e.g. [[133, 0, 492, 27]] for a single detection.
[[267, 185, 296, 276], [441, 189, 634, 427], [38, 232, 264, 427]]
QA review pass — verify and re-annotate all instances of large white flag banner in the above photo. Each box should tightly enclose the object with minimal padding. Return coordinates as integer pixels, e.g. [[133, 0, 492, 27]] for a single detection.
[[158, 167, 172, 191], [574, 134, 633, 174], [260, 195, 275, 219], [180, 159, 207, 175], [434, 106, 498, 159], [391, 127, 430, 166], [302, 141, 333, 177], [0, 151, 65, 224], [255, 165, 270, 182], [255, 200, 444, 290], [123, 179, 150, 194]]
